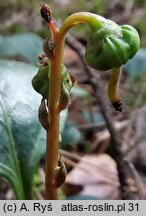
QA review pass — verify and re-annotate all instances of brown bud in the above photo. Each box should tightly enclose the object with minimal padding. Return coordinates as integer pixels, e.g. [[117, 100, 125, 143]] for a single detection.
[[55, 159, 67, 188], [43, 38, 55, 59], [40, 4, 52, 22], [38, 98, 49, 130]]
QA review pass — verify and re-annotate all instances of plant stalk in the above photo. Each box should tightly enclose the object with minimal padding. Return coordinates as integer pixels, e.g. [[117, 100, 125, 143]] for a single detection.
[[44, 7, 118, 200], [108, 68, 121, 103], [107, 68, 123, 112], [44, 10, 104, 200], [45, 32, 65, 199]]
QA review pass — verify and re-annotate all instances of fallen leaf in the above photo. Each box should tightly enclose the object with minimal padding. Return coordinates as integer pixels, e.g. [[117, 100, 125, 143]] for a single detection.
[[65, 154, 120, 199]]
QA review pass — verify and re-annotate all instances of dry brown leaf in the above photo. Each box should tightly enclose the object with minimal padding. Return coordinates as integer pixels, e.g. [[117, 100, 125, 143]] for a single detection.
[[65, 154, 120, 199]]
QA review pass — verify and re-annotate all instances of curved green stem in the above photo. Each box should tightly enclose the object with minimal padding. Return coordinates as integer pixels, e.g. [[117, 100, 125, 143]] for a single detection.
[[59, 12, 105, 35]]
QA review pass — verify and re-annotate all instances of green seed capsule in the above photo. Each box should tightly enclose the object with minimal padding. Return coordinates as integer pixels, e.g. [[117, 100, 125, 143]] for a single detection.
[[85, 20, 140, 71], [32, 62, 73, 103]]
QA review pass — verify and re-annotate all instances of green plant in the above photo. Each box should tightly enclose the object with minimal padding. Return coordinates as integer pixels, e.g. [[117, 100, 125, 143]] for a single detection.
[[32, 4, 140, 199]]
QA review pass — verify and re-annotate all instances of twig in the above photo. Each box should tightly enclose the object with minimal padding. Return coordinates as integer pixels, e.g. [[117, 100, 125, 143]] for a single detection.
[[34, 188, 45, 200], [92, 120, 128, 153], [66, 33, 144, 199], [124, 160, 145, 199], [77, 122, 106, 132]]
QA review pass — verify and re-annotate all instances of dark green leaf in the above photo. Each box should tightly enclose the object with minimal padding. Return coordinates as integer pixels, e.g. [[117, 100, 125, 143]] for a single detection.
[[0, 33, 43, 65], [0, 60, 67, 199]]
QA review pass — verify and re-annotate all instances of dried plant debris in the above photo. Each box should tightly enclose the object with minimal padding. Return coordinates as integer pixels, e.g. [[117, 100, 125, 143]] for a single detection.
[[65, 154, 120, 199]]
